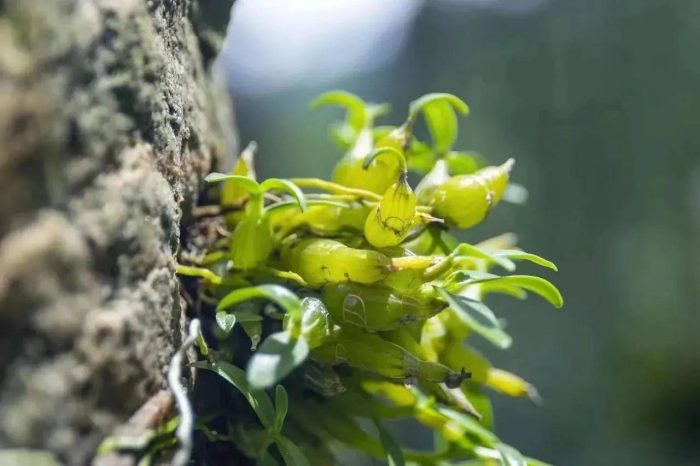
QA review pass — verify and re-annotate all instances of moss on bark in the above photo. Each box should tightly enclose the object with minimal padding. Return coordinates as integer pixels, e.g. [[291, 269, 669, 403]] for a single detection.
[[0, 1, 235, 463]]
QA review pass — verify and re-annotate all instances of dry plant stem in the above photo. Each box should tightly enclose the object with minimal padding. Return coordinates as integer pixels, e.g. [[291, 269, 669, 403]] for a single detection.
[[193, 203, 245, 218], [168, 319, 201, 466]]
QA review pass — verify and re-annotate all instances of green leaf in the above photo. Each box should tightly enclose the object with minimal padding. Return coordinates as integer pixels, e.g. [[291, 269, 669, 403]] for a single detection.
[[502, 276, 563, 308], [464, 274, 564, 309], [367, 102, 391, 120], [453, 243, 516, 272], [204, 173, 261, 193], [274, 385, 289, 433], [435, 287, 512, 349], [257, 451, 280, 466], [195, 327, 210, 357], [217, 285, 304, 323], [233, 311, 264, 323], [493, 250, 558, 271], [434, 405, 498, 446], [260, 178, 306, 212], [422, 100, 459, 153], [495, 443, 526, 466], [406, 140, 437, 175], [374, 420, 406, 466], [480, 282, 528, 300], [192, 361, 275, 429], [445, 151, 484, 175], [215, 311, 236, 334], [247, 331, 309, 389], [274, 435, 311, 466], [328, 121, 356, 148], [464, 385, 494, 431], [363, 146, 406, 171], [310, 90, 367, 133], [409, 93, 469, 119], [242, 319, 264, 351]]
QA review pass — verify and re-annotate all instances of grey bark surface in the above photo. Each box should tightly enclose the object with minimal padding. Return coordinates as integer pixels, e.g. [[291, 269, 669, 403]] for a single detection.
[[0, 0, 235, 463]]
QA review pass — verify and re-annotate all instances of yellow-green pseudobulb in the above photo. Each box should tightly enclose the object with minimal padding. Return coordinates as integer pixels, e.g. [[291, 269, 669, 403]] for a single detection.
[[430, 158, 514, 229]]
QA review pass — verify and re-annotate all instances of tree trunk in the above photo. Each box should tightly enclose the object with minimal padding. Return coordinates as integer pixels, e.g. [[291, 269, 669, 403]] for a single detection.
[[0, 0, 235, 463]]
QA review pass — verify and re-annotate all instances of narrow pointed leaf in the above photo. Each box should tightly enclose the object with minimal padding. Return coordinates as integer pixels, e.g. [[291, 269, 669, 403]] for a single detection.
[[260, 178, 306, 212], [374, 420, 406, 466], [435, 287, 512, 349], [500, 276, 563, 308], [434, 404, 498, 446], [406, 140, 436, 174], [480, 282, 528, 300], [247, 331, 309, 389], [409, 93, 469, 118], [205, 173, 261, 193], [452, 272, 564, 309], [274, 385, 289, 433], [495, 443, 526, 466], [445, 151, 483, 175], [468, 275, 563, 308], [257, 451, 279, 466], [242, 320, 263, 351], [310, 90, 367, 132], [363, 146, 405, 170], [494, 250, 558, 271], [367, 102, 391, 120], [422, 100, 459, 153], [275, 435, 311, 466], [454, 243, 516, 271], [233, 311, 264, 323], [192, 361, 275, 429], [217, 285, 304, 322]]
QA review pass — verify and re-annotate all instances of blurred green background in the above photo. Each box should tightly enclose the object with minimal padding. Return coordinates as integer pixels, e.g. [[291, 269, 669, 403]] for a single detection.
[[221, 1, 700, 464]]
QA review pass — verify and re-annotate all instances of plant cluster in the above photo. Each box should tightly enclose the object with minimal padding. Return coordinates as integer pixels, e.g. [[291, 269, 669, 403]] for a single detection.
[[177, 91, 563, 466]]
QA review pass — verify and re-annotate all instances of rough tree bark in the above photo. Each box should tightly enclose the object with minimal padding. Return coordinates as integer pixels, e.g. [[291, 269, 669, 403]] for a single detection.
[[0, 0, 236, 463]]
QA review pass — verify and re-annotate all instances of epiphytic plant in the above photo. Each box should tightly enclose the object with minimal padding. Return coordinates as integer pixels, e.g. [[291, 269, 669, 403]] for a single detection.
[[174, 91, 563, 466]]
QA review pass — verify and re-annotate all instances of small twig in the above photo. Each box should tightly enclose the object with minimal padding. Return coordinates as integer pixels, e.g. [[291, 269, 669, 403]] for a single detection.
[[193, 203, 245, 218], [264, 192, 282, 203], [179, 253, 204, 266], [214, 224, 231, 239], [167, 319, 201, 466]]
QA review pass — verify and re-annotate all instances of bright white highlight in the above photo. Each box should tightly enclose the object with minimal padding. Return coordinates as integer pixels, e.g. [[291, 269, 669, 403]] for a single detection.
[[222, 0, 421, 95]]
